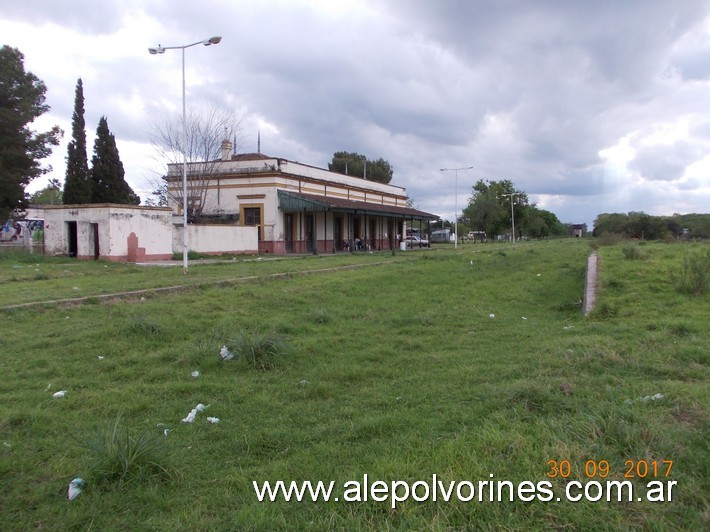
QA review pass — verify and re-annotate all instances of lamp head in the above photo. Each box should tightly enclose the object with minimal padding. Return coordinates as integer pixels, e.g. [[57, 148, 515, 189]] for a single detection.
[[148, 46, 165, 55], [203, 36, 222, 46]]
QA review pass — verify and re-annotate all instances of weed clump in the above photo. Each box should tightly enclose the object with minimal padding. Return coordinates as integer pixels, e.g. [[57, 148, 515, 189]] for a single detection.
[[228, 331, 288, 370], [622, 243, 646, 260], [129, 314, 161, 335], [670, 248, 710, 295], [86, 415, 174, 486], [590, 301, 619, 319], [309, 308, 330, 324]]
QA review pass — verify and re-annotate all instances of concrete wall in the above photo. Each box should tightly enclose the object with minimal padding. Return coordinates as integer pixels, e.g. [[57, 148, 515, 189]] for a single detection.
[[173, 224, 259, 255]]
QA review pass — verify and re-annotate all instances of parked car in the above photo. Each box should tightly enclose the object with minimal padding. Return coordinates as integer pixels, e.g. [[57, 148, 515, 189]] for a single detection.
[[405, 235, 430, 248]]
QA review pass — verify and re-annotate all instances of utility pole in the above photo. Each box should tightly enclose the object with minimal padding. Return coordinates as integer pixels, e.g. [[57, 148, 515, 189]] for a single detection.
[[501, 192, 520, 243]]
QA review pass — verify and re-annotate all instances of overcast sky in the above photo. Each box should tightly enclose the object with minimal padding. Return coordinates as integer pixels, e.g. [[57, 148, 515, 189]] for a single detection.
[[3, 0, 710, 227]]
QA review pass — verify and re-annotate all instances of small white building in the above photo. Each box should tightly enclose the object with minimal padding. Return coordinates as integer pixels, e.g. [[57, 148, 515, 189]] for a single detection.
[[29, 204, 175, 261], [29, 203, 260, 261]]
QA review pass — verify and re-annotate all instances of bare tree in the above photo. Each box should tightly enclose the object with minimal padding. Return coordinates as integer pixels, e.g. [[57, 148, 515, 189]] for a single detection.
[[149, 104, 242, 220]]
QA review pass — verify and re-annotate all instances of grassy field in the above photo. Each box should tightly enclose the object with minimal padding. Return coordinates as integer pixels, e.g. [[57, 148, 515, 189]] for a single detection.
[[0, 240, 707, 530]]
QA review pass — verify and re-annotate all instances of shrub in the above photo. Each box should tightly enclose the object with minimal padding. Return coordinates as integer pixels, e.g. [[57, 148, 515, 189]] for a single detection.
[[670, 248, 710, 295], [229, 331, 288, 370], [622, 243, 646, 260], [594, 232, 625, 247], [87, 415, 174, 486]]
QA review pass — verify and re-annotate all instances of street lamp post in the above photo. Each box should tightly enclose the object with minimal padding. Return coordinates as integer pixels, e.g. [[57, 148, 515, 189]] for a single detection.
[[149, 36, 222, 274], [440, 166, 473, 250], [501, 192, 519, 243]]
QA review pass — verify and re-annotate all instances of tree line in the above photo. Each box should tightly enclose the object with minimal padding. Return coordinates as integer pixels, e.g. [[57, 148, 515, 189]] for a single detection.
[[593, 212, 710, 240]]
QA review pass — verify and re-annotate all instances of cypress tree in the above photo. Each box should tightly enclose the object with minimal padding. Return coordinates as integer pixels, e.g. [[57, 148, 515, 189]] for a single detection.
[[90, 116, 140, 204], [63, 78, 91, 204]]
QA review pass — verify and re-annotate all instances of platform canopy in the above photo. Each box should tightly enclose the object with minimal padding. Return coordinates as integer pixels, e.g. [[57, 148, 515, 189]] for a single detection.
[[277, 190, 437, 221]]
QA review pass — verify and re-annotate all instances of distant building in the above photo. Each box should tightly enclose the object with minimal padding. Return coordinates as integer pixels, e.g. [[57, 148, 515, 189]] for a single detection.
[[570, 223, 587, 238]]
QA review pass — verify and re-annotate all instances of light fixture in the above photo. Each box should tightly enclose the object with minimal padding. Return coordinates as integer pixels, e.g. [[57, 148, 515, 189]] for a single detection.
[[148, 36, 222, 274]]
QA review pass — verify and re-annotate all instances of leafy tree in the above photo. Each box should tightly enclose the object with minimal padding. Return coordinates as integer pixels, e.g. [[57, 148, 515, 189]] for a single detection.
[[461, 179, 528, 238], [0, 45, 62, 221], [328, 152, 393, 184], [90, 116, 139, 204], [63, 78, 91, 204], [29, 178, 63, 205], [525, 207, 566, 238]]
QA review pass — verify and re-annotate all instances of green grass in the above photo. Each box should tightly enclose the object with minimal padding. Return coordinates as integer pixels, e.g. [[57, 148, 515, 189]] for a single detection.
[[0, 240, 707, 529]]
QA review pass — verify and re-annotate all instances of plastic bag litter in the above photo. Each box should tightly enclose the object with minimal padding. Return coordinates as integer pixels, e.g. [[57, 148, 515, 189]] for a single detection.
[[643, 393, 664, 402], [206, 417, 220, 424], [191, 370, 200, 378], [220, 345, 234, 361], [182, 403, 208, 423], [68, 478, 85, 501], [489, 314, 495, 318], [53, 390, 67, 398]]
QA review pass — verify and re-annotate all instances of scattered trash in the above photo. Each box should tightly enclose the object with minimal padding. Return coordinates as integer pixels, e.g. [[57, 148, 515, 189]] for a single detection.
[[563, 325, 574, 330], [52, 390, 67, 398], [489, 314, 495, 318], [470, 260, 473, 265], [220, 345, 234, 361], [140, 297, 145, 301], [182, 403, 208, 423], [72, 287, 80, 291], [97, 356, 104, 360], [3, 441, 10, 448], [536, 274, 541, 277], [298, 379, 309, 386], [191, 370, 200, 378], [45, 383, 51, 392], [206, 417, 220, 424], [625, 393, 665, 405], [643, 393, 664, 402], [522, 317, 527, 320], [163, 428, 171, 437], [67, 478, 85, 501]]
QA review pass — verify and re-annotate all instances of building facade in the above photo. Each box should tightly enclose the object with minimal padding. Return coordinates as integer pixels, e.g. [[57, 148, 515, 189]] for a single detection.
[[166, 144, 437, 254]]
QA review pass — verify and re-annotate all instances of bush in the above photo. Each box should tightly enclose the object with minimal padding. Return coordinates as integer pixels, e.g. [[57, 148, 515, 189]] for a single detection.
[[670, 248, 710, 295], [594, 232, 625, 247], [87, 415, 174, 486], [622, 243, 646, 260], [229, 331, 288, 370]]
